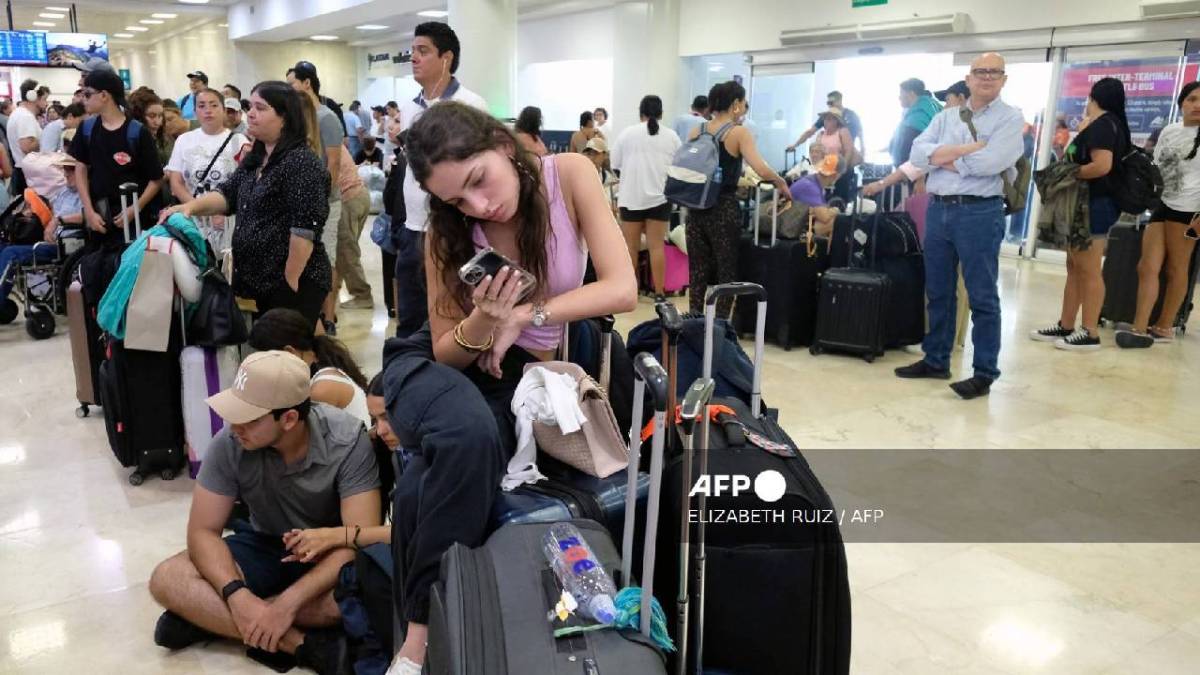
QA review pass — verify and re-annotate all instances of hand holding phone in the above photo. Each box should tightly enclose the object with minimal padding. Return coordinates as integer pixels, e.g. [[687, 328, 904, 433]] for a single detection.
[[459, 248, 536, 301]]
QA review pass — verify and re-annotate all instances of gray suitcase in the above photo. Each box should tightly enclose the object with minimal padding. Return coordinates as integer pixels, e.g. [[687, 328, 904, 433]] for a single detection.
[[426, 354, 673, 675]]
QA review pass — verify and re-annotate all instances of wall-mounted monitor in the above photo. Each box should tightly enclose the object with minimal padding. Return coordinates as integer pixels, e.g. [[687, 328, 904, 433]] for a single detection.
[[0, 31, 48, 66], [46, 32, 108, 67]]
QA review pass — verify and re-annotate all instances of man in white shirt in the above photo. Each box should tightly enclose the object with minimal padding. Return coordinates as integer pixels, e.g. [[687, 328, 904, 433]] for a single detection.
[[395, 21, 487, 338], [594, 107, 613, 139], [8, 78, 49, 195], [40, 102, 85, 154]]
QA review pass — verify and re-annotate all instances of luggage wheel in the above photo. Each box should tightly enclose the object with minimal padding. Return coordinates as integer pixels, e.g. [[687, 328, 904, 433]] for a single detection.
[[128, 472, 145, 486], [25, 307, 55, 340], [809, 344, 824, 356], [863, 353, 876, 364], [76, 404, 89, 418], [0, 298, 17, 325], [160, 468, 177, 481]]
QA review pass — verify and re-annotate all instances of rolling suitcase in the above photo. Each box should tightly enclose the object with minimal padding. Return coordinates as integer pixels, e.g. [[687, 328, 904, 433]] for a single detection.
[[96, 183, 187, 486], [67, 280, 104, 417], [735, 182, 831, 349], [813, 207, 892, 361], [1101, 220, 1199, 331], [659, 283, 852, 675], [180, 345, 238, 479], [426, 355, 674, 675]]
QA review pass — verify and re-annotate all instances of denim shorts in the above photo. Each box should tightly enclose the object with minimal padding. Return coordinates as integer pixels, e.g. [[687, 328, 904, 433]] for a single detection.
[[1089, 195, 1121, 237], [225, 528, 315, 598]]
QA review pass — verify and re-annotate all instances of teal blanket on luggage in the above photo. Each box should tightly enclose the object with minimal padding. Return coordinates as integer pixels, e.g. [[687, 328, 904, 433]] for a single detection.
[[97, 214, 209, 339]]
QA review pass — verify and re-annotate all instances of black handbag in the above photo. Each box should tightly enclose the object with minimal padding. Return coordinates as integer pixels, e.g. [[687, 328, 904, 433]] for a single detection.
[[162, 223, 248, 346], [0, 195, 44, 245]]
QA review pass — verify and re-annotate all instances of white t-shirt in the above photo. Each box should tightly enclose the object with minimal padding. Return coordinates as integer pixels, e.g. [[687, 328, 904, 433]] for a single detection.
[[165, 128, 248, 196], [1154, 122, 1200, 212], [610, 122, 681, 211], [401, 82, 488, 231], [7, 105, 41, 165]]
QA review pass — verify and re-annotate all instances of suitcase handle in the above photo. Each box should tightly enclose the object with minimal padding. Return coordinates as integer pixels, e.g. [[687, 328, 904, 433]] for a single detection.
[[675, 376, 714, 674], [753, 180, 779, 248], [703, 283, 765, 418], [655, 301, 683, 344], [622, 353, 669, 639]]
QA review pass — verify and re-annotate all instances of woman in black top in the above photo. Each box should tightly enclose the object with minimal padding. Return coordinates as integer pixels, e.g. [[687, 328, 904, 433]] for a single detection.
[[684, 80, 790, 316], [159, 81, 332, 326], [1031, 77, 1130, 350]]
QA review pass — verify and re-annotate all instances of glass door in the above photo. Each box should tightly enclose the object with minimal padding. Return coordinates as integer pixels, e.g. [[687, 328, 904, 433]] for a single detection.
[[749, 63, 815, 174]]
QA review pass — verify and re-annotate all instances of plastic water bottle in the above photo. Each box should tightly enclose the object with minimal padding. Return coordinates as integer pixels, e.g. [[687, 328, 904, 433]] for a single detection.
[[542, 523, 618, 625]]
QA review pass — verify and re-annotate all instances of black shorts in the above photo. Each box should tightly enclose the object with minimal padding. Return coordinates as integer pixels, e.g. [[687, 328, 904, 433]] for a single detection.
[[1150, 205, 1199, 226], [619, 203, 672, 222], [225, 528, 315, 598]]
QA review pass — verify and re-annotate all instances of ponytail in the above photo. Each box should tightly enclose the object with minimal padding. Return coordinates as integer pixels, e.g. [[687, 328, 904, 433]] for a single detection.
[[312, 335, 369, 390], [1187, 126, 1200, 161], [638, 94, 663, 136]]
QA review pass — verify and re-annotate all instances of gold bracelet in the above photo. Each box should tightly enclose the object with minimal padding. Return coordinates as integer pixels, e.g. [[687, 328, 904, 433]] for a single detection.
[[453, 320, 494, 353]]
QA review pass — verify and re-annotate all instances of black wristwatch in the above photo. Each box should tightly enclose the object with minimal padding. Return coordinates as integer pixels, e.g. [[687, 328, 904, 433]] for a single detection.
[[221, 579, 247, 602]]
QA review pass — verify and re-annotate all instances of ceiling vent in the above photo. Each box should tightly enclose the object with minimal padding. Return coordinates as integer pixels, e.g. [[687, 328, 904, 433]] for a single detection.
[[780, 13, 968, 48], [1139, 0, 1200, 19]]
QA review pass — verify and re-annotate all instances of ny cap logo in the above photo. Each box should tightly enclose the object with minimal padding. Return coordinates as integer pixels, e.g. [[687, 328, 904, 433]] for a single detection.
[[234, 369, 249, 391]]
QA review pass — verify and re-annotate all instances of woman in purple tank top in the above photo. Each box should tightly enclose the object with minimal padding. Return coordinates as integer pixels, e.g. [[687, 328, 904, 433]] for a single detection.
[[405, 101, 636, 393]]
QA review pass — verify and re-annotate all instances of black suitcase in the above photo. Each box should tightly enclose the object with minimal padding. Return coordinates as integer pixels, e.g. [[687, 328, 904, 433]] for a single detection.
[[812, 210, 891, 361], [99, 331, 187, 485], [659, 283, 851, 675], [427, 355, 674, 675], [830, 210, 926, 347], [735, 182, 831, 349], [1101, 221, 1199, 330]]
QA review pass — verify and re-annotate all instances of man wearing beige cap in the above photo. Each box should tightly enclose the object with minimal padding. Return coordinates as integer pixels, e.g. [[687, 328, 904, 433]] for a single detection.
[[148, 350, 380, 674]]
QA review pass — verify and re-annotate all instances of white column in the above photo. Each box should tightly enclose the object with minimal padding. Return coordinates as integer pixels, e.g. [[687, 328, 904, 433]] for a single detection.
[[448, 0, 517, 119], [1025, 47, 1066, 259], [612, 0, 681, 136]]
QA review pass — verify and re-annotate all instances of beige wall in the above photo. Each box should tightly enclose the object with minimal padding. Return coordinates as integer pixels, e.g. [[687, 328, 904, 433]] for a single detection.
[[112, 22, 357, 106]]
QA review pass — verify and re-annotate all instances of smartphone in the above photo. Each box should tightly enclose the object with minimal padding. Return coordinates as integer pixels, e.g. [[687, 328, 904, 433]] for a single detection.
[[458, 247, 537, 302]]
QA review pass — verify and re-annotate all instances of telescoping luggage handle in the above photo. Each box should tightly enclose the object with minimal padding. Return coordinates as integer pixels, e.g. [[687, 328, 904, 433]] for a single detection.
[[622, 352, 669, 639], [703, 282, 766, 418], [676, 376, 715, 675], [656, 301, 683, 453], [752, 180, 780, 248], [118, 182, 142, 245]]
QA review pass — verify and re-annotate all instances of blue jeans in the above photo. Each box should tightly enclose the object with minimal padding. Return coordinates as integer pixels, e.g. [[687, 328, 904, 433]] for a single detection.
[[394, 226, 428, 338], [922, 198, 1005, 381], [0, 243, 57, 300]]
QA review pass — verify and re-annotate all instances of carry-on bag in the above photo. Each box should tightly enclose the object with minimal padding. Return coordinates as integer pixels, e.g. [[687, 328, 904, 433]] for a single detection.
[[426, 354, 674, 675], [67, 279, 104, 417], [658, 282, 852, 675], [1101, 220, 1199, 331], [97, 183, 187, 485], [812, 203, 893, 361], [180, 345, 238, 478]]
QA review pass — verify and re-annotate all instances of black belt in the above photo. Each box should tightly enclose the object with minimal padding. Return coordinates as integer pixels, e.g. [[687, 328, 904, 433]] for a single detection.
[[931, 194, 1002, 205]]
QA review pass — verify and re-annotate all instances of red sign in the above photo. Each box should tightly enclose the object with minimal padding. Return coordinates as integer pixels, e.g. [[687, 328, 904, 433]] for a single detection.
[[1060, 63, 1179, 98]]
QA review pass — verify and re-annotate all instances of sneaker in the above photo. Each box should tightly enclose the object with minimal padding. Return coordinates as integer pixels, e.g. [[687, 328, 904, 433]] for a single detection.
[[894, 360, 951, 379], [340, 296, 374, 310], [154, 610, 214, 650], [386, 656, 424, 675], [1112, 321, 1133, 332], [1055, 328, 1101, 351], [295, 631, 350, 675], [1030, 321, 1073, 342], [1115, 329, 1154, 349]]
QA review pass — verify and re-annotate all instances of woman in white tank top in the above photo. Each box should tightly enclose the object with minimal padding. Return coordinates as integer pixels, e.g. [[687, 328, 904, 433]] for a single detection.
[[247, 308, 372, 426]]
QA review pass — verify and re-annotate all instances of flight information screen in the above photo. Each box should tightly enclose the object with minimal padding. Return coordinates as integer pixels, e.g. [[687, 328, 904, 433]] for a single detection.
[[0, 31, 48, 66]]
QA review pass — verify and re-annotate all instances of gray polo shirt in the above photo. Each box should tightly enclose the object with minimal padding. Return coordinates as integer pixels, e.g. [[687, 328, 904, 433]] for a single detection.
[[198, 403, 380, 535], [317, 103, 345, 203]]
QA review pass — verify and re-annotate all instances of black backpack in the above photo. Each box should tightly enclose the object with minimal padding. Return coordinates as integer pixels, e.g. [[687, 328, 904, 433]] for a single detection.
[[1113, 145, 1164, 215]]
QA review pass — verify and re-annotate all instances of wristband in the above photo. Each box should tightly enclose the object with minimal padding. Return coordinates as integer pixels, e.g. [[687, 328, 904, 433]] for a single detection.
[[221, 579, 247, 602]]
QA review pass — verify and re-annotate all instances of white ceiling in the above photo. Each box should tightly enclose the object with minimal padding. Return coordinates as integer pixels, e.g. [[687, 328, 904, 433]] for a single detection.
[[7, 0, 228, 47]]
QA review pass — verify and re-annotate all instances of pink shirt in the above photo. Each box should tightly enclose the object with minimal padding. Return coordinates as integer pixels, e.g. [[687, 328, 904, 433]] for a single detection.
[[472, 155, 586, 352]]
